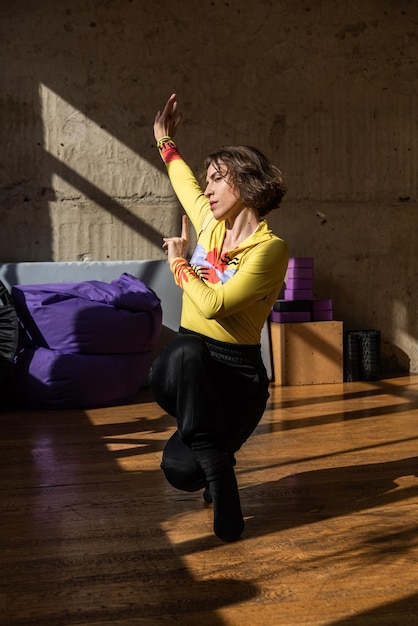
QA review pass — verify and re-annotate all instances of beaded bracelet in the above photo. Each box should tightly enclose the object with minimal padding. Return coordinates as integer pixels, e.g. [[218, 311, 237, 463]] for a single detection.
[[157, 136, 173, 149]]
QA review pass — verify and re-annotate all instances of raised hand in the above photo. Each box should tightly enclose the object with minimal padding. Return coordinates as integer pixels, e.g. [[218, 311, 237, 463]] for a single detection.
[[154, 93, 182, 142], [162, 214, 189, 263]]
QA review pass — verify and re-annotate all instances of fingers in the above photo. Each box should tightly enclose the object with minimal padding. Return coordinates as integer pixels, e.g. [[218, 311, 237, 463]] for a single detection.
[[162, 215, 189, 261], [164, 94, 181, 131], [181, 214, 189, 243], [154, 94, 182, 141], [161, 93, 177, 121], [162, 236, 180, 252], [166, 93, 177, 111]]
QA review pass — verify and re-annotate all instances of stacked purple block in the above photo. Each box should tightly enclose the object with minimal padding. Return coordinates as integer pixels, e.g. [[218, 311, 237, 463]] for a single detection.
[[284, 257, 314, 301], [312, 298, 333, 321], [270, 257, 333, 323]]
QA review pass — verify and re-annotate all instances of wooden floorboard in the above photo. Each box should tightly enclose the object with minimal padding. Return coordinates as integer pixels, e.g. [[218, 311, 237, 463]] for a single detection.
[[1, 376, 418, 625]]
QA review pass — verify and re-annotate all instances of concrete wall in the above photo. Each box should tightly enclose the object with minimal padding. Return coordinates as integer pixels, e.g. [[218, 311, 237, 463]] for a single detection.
[[0, 0, 417, 373]]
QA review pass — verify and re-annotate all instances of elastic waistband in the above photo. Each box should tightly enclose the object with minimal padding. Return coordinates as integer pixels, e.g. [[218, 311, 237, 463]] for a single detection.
[[179, 327, 262, 366]]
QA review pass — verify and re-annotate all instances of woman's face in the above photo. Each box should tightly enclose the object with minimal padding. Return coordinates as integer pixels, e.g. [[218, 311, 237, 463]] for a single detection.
[[204, 162, 244, 224]]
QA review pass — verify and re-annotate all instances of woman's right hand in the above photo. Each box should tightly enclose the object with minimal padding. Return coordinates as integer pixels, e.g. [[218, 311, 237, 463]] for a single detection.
[[154, 93, 182, 142], [162, 214, 189, 263]]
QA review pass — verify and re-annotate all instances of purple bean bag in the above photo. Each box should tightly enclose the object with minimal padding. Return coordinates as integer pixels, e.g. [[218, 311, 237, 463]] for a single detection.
[[11, 274, 163, 408], [14, 347, 151, 409], [12, 273, 162, 354]]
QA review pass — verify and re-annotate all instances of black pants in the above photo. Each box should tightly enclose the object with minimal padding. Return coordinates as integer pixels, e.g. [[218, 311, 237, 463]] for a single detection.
[[149, 328, 270, 492]]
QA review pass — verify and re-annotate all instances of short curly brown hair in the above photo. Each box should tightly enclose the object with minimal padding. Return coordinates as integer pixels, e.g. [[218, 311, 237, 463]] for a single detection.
[[203, 146, 287, 217]]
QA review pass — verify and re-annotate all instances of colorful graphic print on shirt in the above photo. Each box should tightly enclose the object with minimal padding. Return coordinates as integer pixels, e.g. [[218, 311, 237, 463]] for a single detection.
[[189, 244, 238, 284]]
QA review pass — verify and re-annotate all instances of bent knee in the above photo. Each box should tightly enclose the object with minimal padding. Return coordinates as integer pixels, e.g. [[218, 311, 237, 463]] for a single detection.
[[161, 457, 206, 492]]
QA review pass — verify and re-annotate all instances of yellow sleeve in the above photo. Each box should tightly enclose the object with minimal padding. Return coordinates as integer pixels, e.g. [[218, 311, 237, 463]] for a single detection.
[[170, 237, 288, 319], [158, 137, 210, 234]]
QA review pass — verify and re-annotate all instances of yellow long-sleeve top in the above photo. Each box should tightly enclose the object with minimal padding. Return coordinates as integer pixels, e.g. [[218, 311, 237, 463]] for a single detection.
[[158, 137, 289, 345]]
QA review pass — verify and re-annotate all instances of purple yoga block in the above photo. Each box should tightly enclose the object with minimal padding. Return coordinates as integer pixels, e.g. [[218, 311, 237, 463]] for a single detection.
[[285, 278, 313, 290], [270, 311, 311, 323], [312, 310, 333, 321], [286, 267, 314, 279], [287, 257, 314, 269], [312, 299, 333, 311], [284, 288, 314, 300]]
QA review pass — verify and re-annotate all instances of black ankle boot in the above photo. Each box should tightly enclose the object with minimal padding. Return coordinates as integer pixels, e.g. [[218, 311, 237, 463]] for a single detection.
[[192, 447, 244, 542], [208, 467, 244, 542]]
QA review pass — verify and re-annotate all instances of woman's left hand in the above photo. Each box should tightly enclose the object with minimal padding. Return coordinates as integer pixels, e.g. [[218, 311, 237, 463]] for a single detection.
[[162, 214, 189, 263]]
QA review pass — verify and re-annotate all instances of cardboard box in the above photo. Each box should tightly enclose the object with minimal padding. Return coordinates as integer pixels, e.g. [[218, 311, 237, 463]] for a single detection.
[[270, 321, 343, 385]]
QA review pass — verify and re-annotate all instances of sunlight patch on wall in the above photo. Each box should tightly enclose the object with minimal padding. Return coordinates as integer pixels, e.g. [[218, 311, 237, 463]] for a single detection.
[[39, 83, 170, 199], [393, 299, 418, 369]]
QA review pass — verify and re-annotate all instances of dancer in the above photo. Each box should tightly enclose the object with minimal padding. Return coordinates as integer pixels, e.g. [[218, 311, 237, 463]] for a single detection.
[[150, 94, 288, 542]]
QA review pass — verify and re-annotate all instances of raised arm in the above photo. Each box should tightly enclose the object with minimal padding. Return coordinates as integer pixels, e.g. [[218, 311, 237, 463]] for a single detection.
[[154, 95, 211, 236]]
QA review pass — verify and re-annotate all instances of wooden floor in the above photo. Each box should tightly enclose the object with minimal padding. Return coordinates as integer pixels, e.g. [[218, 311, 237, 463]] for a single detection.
[[2, 375, 418, 626]]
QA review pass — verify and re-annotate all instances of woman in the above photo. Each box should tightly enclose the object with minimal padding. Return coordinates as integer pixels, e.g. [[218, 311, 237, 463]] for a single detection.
[[150, 94, 288, 542]]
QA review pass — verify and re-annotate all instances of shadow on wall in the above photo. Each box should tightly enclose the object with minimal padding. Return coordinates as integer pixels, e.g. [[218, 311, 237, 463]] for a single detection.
[[0, 81, 52, 261]]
